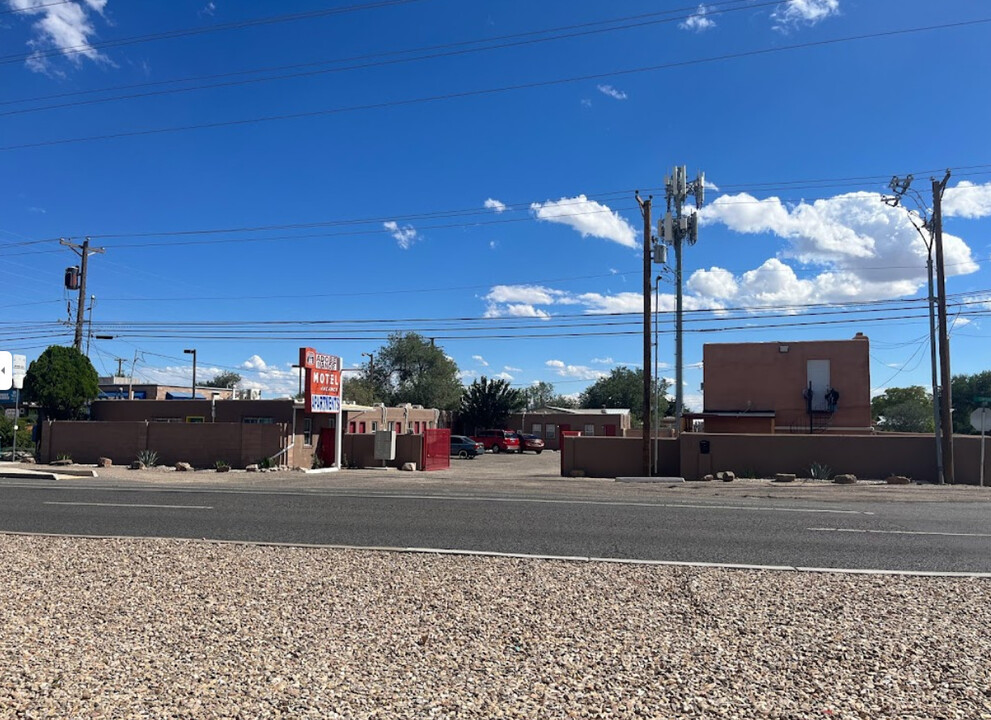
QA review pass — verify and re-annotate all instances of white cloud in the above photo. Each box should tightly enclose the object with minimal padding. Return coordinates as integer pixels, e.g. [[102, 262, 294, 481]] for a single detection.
[[697, 190, 979, 305], [680, 4, 715, 32], [943, 181, 991, 219], [591, 357, 614, 365], [383, 220, 418, 249], [545, 360, 607, 381], [484, 198, 507, 213], [458, 369, 477, 383], [472, 354, 488, 367], [9, 0, 110, 73], [580, 98, 592, 108], [486, 284, 559, 305], [504, 365, 522, 372], [495, 371, 514, 381], [240, 354, 268, 371], [596, 84, 628, 100], [771, 0, 840, 29], [484, 303, 551, 319], [531, 195, 638, 248], [703, 178, 720, 192], [199, 1, 216, 15], [489, 240, 497, 250]]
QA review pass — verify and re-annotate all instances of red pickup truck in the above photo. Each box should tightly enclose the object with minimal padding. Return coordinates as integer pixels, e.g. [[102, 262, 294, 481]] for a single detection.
[[471, 429, 521, 453]]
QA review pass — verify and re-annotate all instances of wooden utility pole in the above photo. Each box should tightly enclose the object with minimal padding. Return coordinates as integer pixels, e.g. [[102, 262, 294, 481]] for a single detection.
[[932, 170, 953, 483], [60, 237, 104, 353], [637, 191, 653, 477]]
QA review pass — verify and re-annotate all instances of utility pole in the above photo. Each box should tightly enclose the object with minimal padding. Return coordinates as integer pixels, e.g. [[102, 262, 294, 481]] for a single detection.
[[60, 237, 104, 352], [636, 191, 653, 477], [884, 175, 943, 483], [932, 170, 954, 484], [660, 167, 705, 433], [115, 357, 125, 377]]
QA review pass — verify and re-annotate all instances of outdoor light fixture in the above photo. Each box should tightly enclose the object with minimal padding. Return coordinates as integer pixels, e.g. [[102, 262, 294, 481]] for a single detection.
[[183, 348, 197, 400]]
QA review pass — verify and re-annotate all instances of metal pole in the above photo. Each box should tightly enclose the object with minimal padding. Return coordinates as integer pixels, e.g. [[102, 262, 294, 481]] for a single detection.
[[932, 171, 954, 484], [675, 233, 684, 430], [926, 253, 943, 484], [981, 422, 986, 488], [637, 192, 652, 477], [654, 275, 661, 474], [11, 389, 18, 460]]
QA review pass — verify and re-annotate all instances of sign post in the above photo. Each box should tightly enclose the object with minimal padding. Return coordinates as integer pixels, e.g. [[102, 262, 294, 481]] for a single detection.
[[300, 347, 343, 471], [971, 403, 991, 488]]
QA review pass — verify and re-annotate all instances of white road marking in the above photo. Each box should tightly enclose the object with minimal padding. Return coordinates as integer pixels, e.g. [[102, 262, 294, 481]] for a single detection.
[[3, 531, 988, 578], [43, 501, 213, 510], [808, 527, 991, 538]]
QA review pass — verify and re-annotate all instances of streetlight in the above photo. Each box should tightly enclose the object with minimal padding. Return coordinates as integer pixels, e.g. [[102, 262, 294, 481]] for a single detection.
[[184, 349, 197, 400]]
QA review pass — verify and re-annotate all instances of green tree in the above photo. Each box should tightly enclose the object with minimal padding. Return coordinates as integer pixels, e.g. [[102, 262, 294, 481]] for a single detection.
[[523, 381, 556, 409], [546, 394, 579, 409], [22, 345, 99, 420], [951, 370, 991, 435], [203, 371, 241, 388], [460, 376, 525, 432], [579, 366, 668, 427], [359, 333, 463, 410], [0, 414, 32, 453], [871, 386, 934, 433]]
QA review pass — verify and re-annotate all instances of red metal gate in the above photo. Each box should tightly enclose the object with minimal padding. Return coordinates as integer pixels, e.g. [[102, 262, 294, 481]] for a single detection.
[[422, 428, 451, 471]]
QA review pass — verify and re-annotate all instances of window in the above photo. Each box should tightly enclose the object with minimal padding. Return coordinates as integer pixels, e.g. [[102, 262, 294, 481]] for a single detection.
[[185, 416, 204, 423], [584, 424, 595, 436], [349, 422, 356, 433], [545, 424, 556, 439], [532, 423, 542, 435], [152, 417, 181, 423], [359, 421, 366, 433], [414, 421, 421, 434], [394, 422, 402, 433], [303, 418, 312, 447], [371, 421, 378, 431]]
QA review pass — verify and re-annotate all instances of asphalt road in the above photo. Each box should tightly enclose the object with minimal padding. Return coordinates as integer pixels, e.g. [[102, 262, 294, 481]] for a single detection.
[[1, 480, 988, 573]]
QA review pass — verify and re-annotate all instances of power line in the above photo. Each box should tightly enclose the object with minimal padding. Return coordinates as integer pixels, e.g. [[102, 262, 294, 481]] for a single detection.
[[4, 16, 989, 152], [0, 0, 427, 66], [0, 0, 72, 15], [0, 0, 775, 117]]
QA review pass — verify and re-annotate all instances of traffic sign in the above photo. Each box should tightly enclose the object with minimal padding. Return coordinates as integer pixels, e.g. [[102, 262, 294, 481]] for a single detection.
[[11, 354, 25, 390], [975, 396, 991, 405], [971, 407, 991, 433]]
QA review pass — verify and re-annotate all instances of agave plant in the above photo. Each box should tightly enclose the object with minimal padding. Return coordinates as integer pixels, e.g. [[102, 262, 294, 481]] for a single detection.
[[808, 461, 832, 480], [136, 449, 159, 467]]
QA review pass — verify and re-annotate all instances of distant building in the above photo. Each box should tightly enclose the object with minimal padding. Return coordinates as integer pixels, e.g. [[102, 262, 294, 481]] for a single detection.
[[97, 376, 237, 400], [694, 333, 872, 434], [507, 406, 633, 450]]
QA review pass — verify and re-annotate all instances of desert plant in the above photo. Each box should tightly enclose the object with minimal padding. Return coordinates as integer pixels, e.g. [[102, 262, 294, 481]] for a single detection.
[[808, 461, 832, 480], [257, 456, 272, 470], [215, 459, 230, 472], [55, 452, 72, 463], [136, 449, 159, 467]]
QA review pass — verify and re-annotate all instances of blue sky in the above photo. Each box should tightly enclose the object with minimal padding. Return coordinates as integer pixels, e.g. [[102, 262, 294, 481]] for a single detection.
[[2, 0, 990, 406]]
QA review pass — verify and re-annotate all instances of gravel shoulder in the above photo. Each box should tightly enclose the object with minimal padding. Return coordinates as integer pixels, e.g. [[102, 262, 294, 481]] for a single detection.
[[0, 534, 988, 719]]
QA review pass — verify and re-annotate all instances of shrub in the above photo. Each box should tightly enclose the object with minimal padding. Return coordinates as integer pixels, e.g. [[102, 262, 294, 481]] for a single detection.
[[808, 461, 832, 480], [136, 449, 159, 468]]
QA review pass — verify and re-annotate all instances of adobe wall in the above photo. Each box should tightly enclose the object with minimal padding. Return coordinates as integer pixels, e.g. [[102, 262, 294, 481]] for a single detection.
[[560, 437, 680, 478], [342, 433, 425, 469], [41, 421, 284, 469], [703, 338, 871, 432]]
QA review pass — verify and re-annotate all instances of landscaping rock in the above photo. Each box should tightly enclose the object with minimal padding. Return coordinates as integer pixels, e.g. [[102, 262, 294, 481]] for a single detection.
[[51, 458, 73, 467], [215, 465, 230, 473], [570, 470, 586, 478], [175, 462, 193, 472], [130, 461, 145, 470], [774, 473, 797, 483], [886, 474, 912, 485], [401, 462, 417, 472], [245, 464, 259, 473], [699, 474, 715, 482], [97, 457, 112, 468], [21, 456, 36, 464], [716, 471, 735, 482], [833, 473, 857, 484]]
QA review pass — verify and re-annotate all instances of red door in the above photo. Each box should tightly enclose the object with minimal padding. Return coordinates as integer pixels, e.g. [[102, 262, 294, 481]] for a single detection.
[[319, 427, 336, 466], [604, 424, 617, 437]]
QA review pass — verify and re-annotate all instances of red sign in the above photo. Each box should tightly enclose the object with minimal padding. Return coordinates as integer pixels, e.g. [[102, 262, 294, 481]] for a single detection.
[[299, 347, 342, 413]]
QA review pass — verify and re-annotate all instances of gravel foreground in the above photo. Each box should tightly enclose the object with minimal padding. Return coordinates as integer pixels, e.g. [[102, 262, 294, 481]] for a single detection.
[[0, 536, 988, 720]]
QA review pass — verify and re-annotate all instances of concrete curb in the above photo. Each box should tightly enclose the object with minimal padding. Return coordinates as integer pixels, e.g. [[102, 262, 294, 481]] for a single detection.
[[616, 476, 686, 483]]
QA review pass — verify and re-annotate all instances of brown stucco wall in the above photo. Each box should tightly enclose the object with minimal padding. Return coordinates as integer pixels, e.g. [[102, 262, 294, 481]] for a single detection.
[[341, 433, 425, 469], [561, 432, 989, 485], [41, 420, 284, 468], [703, 337, 871, 433], [560, 437, 680, 478], [91, 399, 294, 424]]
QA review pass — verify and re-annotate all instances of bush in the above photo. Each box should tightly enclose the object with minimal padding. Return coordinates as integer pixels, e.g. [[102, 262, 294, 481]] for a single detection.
[[136, 449, 159, 468], [808, 461, 832, 480]]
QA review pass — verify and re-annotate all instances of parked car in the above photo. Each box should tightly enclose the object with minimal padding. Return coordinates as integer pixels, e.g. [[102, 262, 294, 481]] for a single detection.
[[450, 435, 484, 459], [514, 432, 545, 454], [471, 429, 521, 453]]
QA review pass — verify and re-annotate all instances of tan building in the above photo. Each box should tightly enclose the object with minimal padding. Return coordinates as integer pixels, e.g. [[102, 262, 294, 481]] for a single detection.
[[507, 407, 633, 450], [345, 404, 441, 435], [696, 333, 872, 434], [98, 376, 237, 401]]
